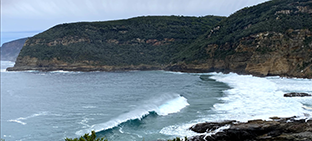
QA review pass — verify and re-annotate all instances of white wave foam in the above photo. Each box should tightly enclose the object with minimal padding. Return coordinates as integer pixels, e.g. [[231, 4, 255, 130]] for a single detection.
[[157, 96, 189, 116], [210, 73, 312, 121], [1, 61, 15, 72], [160, 123, 200, 137], [8, 111, 49, 125], [161, 73, 312, 138], [201, 125, 231, 139], [8, 119, 27, 125], [82, 106, 97, 109], [162, 71, 187, 75], [23, 70, 40, 73], [50, 70, 81, 74], [302, 105, 312, 111], [78, 117, 94, 128], [1, 69, 7, 72], [76, 93, 189, 135]]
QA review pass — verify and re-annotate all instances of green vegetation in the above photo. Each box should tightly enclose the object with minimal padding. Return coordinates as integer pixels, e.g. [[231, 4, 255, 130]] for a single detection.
[[65, 131, 187, 141], [19, 15, 224, 66], [304, 36, 312, 46], [65, 131, 107, 141], [167, 137, 188, 141], [176, 0, 312, 62], [208, 0, 312, 44]]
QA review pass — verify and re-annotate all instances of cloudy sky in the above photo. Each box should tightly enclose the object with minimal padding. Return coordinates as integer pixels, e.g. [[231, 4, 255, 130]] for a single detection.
[[1, 0, 269, 45]]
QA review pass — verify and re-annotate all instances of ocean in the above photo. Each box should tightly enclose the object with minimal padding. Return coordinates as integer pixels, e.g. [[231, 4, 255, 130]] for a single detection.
[[1, 61, 312, 141]]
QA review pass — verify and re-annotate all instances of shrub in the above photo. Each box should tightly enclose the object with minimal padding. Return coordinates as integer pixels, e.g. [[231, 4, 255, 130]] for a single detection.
[[65, 131, 107, 141]]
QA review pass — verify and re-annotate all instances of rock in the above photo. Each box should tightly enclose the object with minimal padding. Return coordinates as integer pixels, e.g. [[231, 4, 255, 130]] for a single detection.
[[284, 92, 311, 97], [188, 117, 312, 141], [190, 120, 236, 133]]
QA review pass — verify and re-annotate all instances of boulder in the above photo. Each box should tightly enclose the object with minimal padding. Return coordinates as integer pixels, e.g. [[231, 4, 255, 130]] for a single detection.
[[284, 92, 311, 97]]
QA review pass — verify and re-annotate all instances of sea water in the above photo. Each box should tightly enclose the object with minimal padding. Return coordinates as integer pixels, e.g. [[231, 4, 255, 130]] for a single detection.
[[1, 61, 312, 141]]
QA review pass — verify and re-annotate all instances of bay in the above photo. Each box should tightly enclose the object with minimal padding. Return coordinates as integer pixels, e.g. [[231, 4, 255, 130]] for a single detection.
[[1, 61, 311, 141]]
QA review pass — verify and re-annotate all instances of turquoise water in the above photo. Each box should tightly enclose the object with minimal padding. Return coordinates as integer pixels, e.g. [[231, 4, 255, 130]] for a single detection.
[[1, 61, 311, 141]]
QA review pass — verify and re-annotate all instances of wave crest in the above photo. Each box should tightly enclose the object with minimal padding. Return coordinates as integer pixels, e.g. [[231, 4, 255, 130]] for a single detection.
[[76, 93, 189, 135]]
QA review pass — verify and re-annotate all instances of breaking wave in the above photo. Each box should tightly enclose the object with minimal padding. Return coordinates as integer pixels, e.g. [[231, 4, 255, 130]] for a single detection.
[[76, 93, 189, 135]]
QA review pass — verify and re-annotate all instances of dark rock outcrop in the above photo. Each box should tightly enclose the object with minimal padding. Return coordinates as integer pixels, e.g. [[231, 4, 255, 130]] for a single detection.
[[190, 120, 236, 133], [188, 117, 312, 141], [284, 92, 312, 97]]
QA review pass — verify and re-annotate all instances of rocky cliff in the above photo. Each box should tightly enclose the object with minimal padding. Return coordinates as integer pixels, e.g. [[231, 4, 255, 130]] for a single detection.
[[169, 29, 312, 78], [1, 38, 28, 61], [169, 0, 312, 78]]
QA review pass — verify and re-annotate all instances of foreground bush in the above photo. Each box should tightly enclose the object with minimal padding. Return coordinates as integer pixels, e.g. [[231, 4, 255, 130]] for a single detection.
[[65, 131, 107, 141], [65, 130, 187, 141]]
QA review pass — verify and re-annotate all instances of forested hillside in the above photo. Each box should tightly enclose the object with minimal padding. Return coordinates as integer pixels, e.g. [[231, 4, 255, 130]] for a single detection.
[[176, 0, 312, 60], [8, 0, 312, 78], [173, 0, 312, 78], [15, 16, 224, 67]]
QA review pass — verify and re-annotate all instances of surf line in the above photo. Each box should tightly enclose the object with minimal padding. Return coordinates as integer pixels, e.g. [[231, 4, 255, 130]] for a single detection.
[[76, 94, 189, 135]]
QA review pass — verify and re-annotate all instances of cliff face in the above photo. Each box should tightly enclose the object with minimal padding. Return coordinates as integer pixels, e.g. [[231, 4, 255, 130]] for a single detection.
[[244, 30, 312, 78], [175, 29, 312, 78], [1, 38, 28, 61]]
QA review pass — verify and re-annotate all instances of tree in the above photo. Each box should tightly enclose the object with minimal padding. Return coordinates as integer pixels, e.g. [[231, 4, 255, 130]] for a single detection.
[[65, 131, 107, 141]]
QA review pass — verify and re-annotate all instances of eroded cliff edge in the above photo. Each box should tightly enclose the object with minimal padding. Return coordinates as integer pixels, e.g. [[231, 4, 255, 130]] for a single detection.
[[168, 29, 312, 78]]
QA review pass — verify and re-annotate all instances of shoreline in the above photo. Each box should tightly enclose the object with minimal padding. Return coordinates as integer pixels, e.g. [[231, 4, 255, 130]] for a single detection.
[[188, 116, 312, 141], [6, 64, 312, 79]]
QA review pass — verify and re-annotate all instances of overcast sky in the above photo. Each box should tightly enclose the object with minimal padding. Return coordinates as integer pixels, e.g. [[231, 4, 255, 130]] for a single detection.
[[1, 0, 269, 45]]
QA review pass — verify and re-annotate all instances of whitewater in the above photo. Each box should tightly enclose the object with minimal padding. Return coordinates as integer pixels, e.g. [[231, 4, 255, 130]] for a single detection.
[[1, 61, 311, 141], [75, 93, 189, 135]]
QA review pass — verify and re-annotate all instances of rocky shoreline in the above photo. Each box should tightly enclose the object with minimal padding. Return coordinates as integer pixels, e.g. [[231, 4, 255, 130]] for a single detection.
[[188, 117, 312, 141], [186, 93, 312, 141], [7, 60, 312, 79], [6, 64, 166, 72]]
